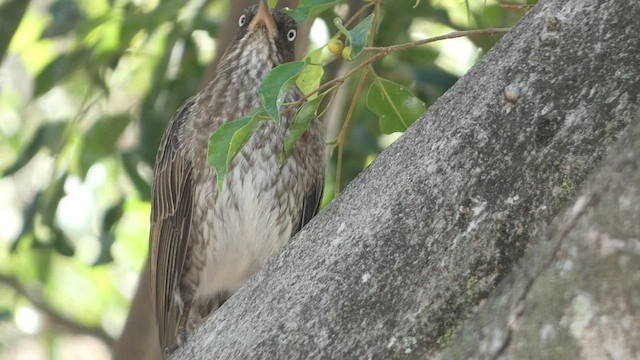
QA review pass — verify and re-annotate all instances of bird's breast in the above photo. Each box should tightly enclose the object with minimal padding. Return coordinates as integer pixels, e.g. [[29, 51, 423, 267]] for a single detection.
[[191, 120, 305, 297]]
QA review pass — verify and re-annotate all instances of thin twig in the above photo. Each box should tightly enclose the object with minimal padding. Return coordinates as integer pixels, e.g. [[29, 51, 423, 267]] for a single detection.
[[289, 27, 510, 109], [335, 0, 381, 194], [365, 27, 511, 53], [335, 66, 370, 195], [0, 274, 114, 345], [369, 0, 381, 46], [344, 2, 375, 28]]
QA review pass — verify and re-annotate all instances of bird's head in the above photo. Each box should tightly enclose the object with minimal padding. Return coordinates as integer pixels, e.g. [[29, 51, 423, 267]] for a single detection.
[[227, 0, 297, 68]]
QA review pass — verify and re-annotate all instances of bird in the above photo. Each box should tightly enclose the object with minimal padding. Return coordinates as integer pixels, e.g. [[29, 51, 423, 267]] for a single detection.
[[148, 0, 325, 355]]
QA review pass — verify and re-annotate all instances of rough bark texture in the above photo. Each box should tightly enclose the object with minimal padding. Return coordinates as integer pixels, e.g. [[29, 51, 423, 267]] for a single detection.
[[436, 112, 640, 360], [172, 0, 640, 358]]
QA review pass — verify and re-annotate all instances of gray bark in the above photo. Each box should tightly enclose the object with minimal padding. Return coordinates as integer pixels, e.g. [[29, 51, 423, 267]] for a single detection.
[[173, 0, 640, 358], [436, 112, 640, 360]]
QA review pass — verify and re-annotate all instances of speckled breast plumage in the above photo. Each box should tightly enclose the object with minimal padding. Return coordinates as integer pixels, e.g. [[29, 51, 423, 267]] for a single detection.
[[177, 39, 324, 331]]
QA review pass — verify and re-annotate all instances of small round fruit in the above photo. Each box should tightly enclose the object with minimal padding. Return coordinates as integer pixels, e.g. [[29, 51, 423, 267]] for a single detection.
[[342, 46, 353, 61], [328, 39, 344, 55]]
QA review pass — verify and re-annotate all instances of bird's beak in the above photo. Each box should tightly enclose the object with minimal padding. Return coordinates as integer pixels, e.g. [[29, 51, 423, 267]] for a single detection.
[[249, 0, 277, 36]]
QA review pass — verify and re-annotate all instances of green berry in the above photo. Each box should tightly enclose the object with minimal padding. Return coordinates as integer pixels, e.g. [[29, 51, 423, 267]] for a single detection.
[[327, 39, 344, 55], [342, 46, 353, 61]]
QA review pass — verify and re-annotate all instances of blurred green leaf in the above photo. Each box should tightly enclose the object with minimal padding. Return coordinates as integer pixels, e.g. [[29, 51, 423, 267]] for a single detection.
[[283, 0, 337, 23], [102, 198, 125, 232], [94, 199, 124, 265], [40, 172, 68, 229], [52, 228, 75, 257], [11, 193, 41, 252], [121, 152, 151, 201], [79, 114, 130, 176], [367, 77, 425, 134], [33, 250, 53, 282], [2, 122, 67, 177], [94, 233, 115, 265], [0, 308, 12, 321], [35, 48, 92, 97], [259, 61, 305, 124], [208, 110, 267, 191], [280, 93, 325, 165], [348, 14, 373, 59], [41, 0, 85, 38], [0, 0, 30, 62]]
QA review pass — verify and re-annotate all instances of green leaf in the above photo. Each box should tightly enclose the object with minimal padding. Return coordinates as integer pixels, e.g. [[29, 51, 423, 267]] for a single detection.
[[3, 122, 67, 177], [121, 152, 151, 200], [52, 228, 75, 257], [35, 48, 91, 96], [283, 0, 337, 23], [268, 0, 278, 8], [348, 14, 374, 59], [94, 198, 124, 266], [0, 0, 30, 62], [296, 48, 324, 97], [259, 61, 305, 124], [40, 172, 68, 229], [280, 93, 325, 165], [11, 193, 41, 252], [102, 198, 125, 232], [41, 0, 86, 38], [79, 113, 130, 176], [208, 110, 268, 191], [367, 77, 426, 134]]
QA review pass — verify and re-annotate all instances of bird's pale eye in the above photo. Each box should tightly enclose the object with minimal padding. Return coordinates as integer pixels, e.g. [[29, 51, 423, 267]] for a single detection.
[[238, 15, 247, 27], [287, 29, 297, 41]]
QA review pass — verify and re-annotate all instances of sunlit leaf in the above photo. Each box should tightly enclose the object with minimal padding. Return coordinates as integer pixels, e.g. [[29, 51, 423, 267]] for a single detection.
[[283, 0, 337, 23], [208, 110, 268, 190], [280, 93, 325, 165], [268, 0, 278, 8], [79, 113, 130, 176], [367, 77, 425, 134], [2, 122, 67, 177], [348, 14, 374, 59], [259, 61, 305, 124], [296, 64, 323, 97], [297, 47, 324, 97]]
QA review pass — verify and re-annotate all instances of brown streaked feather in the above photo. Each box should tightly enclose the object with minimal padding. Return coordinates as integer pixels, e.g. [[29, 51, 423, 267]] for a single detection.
[[149, 99, 196, 351]]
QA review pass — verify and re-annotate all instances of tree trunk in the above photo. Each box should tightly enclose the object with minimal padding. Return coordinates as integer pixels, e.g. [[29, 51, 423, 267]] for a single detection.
[[171, 0, 640, 358], [436, 117, 640, 359]]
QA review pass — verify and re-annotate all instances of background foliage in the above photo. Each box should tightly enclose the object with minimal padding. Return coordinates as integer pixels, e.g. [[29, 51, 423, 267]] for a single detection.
[[0, 0, 528, 357]]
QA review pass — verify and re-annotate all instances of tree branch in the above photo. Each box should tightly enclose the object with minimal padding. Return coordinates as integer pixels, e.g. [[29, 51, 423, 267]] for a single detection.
[[0, 274, 114, 345]]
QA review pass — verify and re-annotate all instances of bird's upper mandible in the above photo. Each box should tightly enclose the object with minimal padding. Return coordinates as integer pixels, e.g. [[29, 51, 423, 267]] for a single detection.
[[249, 0, 278, 36]]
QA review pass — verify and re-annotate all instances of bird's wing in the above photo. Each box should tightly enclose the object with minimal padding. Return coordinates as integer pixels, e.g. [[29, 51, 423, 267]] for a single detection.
[[293, 176, 324, 235], [149, 99, 196, 351]]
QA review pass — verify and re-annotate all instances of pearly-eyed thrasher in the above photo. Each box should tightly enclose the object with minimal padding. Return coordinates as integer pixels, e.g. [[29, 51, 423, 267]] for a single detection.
[[149, 1, 325, 353]]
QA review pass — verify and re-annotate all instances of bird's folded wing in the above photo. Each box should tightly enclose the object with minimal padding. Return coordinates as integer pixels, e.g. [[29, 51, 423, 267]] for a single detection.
[[294, 176, 324, 235], [149, 99, 196, 351]]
